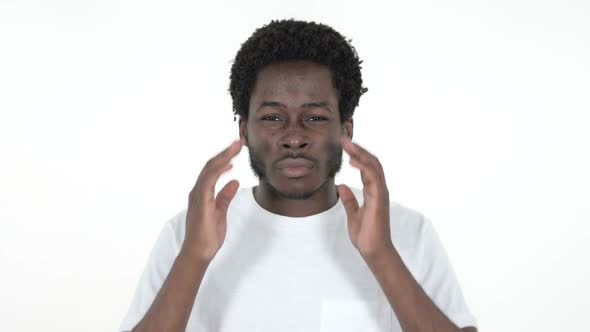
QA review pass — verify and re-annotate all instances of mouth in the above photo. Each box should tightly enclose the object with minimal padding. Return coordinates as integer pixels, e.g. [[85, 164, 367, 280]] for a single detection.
[[278, 166, 313, 178], [275, 157, 315, 178]]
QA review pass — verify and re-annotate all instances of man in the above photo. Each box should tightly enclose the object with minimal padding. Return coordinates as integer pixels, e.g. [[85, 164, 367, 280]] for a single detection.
[[119, 19, 478, 332]]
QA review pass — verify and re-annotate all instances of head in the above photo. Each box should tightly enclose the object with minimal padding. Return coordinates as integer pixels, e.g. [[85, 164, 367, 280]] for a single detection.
[[229, 19, 368, 199]]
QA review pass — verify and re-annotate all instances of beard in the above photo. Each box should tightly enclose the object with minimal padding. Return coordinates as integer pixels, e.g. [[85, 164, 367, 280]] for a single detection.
[[248, 144, 343, 200]]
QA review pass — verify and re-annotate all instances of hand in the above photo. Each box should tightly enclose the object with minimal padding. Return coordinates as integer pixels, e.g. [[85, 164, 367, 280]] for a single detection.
[[182, 138, 244, 263], [338, 136, 394, 260]]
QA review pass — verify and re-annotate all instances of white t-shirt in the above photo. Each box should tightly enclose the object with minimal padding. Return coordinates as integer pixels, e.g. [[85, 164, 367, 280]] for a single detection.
[[119, 187, 477, 331]]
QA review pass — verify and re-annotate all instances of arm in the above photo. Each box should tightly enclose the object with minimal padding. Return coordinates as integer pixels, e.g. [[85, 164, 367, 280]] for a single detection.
[[126, 139, 244, 332], [365, 246, 477, 332], [339, 136, 477, 332], [131, 251, 210, 332]]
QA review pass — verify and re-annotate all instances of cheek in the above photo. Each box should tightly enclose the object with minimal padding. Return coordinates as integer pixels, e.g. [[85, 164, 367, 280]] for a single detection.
[[323, 137, 342, 152], [316, 139, 341, 165], [248, 131, 274, 154]]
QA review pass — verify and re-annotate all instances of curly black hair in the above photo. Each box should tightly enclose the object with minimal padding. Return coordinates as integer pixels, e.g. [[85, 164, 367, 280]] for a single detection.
[[229, 19, 368, 123]]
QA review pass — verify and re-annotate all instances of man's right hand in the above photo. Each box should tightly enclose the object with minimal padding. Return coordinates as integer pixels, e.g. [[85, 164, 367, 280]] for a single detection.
[[182, 138, 244, 263]]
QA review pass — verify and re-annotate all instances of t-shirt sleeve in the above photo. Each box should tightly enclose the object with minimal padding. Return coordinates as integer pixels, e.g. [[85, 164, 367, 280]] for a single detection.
[[416, 214, 478, 329], [118, 213, 184, 332]]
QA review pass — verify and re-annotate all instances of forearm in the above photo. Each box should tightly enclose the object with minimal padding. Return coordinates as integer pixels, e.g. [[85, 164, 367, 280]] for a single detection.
[[132, 250, 210, 332], [365, 247, 460, 332]]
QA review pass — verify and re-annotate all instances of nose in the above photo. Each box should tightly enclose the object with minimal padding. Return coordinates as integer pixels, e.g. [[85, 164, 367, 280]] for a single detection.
[[281, 137, 308, 150], [279, 131, 309, 152]]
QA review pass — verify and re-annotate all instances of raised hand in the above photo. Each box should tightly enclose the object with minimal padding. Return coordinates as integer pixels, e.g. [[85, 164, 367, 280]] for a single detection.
[[182, 138, 244, 263], [338, 136, 394, 260]]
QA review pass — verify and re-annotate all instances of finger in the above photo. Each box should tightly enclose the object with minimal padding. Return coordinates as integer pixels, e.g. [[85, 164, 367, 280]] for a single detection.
[[195, 140, 243, 197], [341, 137, 365, 165], [190, 163, 233, 203], [341, 136, 371, 165], [338, 184, 360, 218], [338, 185, 361, 238], [207, 139, 244, 169], [348, 154, 382, 198], [215, 179, 240, 214], [341, 137, 383, 174], [343, 143, 387, 201], [204, 162, 235, 200]]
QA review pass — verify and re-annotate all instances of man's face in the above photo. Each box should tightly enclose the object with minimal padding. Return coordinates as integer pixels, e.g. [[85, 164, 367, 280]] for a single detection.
[[240, 61, 352, 199]]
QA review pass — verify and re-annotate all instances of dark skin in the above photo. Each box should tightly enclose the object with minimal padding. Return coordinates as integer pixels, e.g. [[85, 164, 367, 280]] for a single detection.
[[239, 60, 477, 332], [129, 60, 477, 332], [239, 60, 351, 217]]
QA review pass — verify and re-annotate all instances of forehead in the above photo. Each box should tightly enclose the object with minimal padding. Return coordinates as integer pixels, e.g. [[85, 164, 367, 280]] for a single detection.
[[251, 61, 337, 101]]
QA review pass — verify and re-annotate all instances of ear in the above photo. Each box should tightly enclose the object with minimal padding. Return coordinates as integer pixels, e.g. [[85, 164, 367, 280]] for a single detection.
[[342, 118, 353, 140], [239, 116, 248, 146]]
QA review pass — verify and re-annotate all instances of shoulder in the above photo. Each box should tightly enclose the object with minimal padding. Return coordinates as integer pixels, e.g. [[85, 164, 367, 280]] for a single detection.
[[165, 187, 253, 246], [346, 187, 430, 232], [163, 208, 188, 249], [346, 187, 432, 250]]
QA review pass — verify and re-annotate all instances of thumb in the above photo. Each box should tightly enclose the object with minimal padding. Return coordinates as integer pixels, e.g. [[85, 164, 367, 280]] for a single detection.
[[338, 184, 359, 220], [215, 180, 240, 214]]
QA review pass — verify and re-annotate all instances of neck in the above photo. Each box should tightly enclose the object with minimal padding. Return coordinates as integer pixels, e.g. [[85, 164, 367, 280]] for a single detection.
[[253, 179, 339, 217]]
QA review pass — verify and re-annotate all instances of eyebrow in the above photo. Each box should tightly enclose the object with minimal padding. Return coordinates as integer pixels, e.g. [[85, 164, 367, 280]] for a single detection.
[[257, 101, 332, 112]]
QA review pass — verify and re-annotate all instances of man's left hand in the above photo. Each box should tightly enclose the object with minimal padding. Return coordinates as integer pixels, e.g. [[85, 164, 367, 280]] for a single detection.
[[338, 136, 395, 261]]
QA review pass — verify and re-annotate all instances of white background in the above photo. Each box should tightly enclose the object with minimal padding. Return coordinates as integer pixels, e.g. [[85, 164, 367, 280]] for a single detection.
[[1, 0, 589, 331]]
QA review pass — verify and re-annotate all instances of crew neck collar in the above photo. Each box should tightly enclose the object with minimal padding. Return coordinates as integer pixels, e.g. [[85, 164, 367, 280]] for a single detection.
[[244, 186, 345, 232]]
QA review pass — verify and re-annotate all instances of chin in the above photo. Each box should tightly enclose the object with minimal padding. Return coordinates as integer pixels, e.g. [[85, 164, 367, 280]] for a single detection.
[[266, 173, 329, 200]]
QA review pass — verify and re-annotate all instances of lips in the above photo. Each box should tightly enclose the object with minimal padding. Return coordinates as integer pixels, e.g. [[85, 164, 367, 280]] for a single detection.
[[275, 158, 314, 178], [275, 158, 314, 169]]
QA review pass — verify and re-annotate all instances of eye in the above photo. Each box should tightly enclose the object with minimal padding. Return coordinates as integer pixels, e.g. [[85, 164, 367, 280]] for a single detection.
[[261, 115, 281, 121], [307, 116, 327, 121]]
